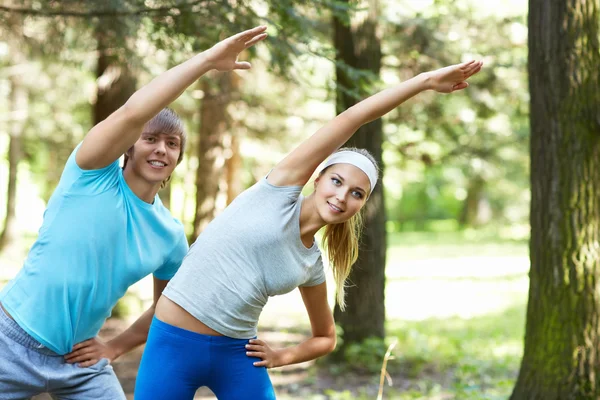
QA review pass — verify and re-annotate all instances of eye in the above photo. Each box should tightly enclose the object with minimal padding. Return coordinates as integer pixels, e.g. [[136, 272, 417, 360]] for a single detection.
[[351, 191, 364, 199], [145, 136, 155, 143], [168, 141, 179, 148], [331, 177, 341, 186]]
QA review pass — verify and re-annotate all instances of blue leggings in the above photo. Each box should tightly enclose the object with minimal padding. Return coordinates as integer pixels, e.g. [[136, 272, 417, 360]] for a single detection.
[[134, 317, 276, 400]]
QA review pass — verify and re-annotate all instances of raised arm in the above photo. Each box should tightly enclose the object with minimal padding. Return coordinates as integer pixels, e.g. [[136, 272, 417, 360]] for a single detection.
[[267, 60, 483, 187], [76, 26, 268, 170]]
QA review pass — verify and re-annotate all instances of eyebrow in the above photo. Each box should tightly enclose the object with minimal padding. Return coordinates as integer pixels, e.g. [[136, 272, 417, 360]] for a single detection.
[[142, 132, 181, 142], [332, 173, 367, 195]]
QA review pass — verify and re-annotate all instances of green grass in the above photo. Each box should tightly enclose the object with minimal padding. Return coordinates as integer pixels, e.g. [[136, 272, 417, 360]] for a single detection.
[[384, 303, 524, 399], [325, 230, 528, 400], [387, 231, 528, 261]]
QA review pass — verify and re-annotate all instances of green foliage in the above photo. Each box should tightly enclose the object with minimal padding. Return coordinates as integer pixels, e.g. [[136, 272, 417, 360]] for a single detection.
[[110, 292, 144, 319], [384, 305, 524, 399], [341, 336, 391, 374], [382, 0, 529, 229]]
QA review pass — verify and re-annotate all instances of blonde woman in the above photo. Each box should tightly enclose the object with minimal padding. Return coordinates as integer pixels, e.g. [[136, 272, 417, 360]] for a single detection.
[[134, 58, 483, 400]]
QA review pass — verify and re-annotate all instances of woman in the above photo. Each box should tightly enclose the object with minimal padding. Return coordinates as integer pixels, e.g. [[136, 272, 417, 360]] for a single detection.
[[134, 57, 483, 400]]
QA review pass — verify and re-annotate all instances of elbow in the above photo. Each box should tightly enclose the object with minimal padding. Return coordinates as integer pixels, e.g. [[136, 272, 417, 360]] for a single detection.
[[118, 102, 144, 124], [340, 105, 373, 126], [325, 334, 337, 355]]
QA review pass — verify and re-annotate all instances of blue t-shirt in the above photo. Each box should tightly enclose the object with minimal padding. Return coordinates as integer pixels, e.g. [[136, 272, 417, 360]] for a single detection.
[[0, 145, 188, 355]]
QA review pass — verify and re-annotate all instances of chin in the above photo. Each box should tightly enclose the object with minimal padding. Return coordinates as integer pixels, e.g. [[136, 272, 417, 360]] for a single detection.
[[319, 210, 345, 225]]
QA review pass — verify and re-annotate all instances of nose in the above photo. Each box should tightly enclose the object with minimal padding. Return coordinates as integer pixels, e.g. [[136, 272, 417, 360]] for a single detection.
[[154, 139, 167, 154], [335, 189, 348, 203]]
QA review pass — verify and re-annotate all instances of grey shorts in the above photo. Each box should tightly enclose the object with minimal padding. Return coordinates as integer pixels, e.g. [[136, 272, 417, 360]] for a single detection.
[[0, 306, 125, 400]]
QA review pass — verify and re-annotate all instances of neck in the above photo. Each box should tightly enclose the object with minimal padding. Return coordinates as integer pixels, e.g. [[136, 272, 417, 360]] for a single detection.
[[299, 193, 327, 243], [122, 166, 161, 203]]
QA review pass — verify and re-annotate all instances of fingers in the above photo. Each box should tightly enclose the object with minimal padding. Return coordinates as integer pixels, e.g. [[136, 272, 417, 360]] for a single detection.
[[459, 60, 477, 69], [65, 349, 97, 363], [246, 339, 269, 366], [233, 61, 252, 70], [65, 347, 89, 360], [245, 33, 268, 48], [246, 340, 264, 354], [71, 339, 94, 351], [77, 359, 99, 368], [452, 82, 469, 91], [65, 342, 97, 363], [246, 350, 265, 358], [235, 26, 267, 43], [463, 60, 483, 78], [253, 359, 268, 367]]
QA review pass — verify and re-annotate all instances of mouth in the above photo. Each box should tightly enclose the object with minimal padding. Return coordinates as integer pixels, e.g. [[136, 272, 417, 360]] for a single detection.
[[148, 160, 168, 169], [327, 202, 344, 213]]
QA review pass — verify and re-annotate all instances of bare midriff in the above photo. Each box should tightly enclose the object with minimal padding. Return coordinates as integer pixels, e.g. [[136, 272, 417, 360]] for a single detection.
[[155, 296, 223, 336]]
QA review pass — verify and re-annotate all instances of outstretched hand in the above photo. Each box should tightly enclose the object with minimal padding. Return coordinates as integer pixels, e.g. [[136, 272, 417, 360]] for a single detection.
[[426, 60, 483, 93], [205, 26, 268, 72]]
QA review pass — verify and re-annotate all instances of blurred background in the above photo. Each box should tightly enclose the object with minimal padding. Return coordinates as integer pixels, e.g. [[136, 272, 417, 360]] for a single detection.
[[0, 0, 530, 399]]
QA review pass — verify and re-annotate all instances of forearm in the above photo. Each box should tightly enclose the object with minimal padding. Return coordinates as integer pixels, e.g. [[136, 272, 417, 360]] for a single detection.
[[275, 335, 336, 367], [107, 306, 155, 360], [344, 72, 431, 126], [122, 53, 213, 124], [289, 73, 432, 168]]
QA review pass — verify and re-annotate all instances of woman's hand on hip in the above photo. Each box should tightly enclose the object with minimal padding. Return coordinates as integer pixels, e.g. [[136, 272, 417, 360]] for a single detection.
[[246, 338, 282, 368]]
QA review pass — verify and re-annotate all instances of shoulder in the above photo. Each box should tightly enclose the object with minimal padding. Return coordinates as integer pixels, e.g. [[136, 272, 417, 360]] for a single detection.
[[58, 144, 120, 194]]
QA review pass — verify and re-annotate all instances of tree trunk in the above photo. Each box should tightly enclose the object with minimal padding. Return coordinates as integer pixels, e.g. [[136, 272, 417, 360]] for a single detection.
[[191, 72, 237, 242], [225, 132, 243, 205], [459, 176, 488, 227], [0, 76, 27, 251], [511, 0, 600, 399], [332, 0, 386, 346], [94, 25, 137, 125]]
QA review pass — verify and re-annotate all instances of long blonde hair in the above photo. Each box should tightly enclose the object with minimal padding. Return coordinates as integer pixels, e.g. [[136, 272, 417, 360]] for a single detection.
[[320, 148, 378, 310]]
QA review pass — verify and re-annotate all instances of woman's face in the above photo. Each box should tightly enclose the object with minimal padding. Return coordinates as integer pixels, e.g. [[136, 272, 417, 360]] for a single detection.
[[314, 163, 370, 224]]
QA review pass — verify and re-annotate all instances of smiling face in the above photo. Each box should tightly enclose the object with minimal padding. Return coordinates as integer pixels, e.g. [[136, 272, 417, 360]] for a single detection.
[[314, 163, 371, 224], [125, 131, 182, 186]]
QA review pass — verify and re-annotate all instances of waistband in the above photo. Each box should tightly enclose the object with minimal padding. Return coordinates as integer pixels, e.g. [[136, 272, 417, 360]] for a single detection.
[[151, 316, 255, 345], [0, 304, 59, 356]]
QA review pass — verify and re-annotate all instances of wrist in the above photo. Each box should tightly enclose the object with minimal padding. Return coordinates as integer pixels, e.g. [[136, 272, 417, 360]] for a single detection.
[[273, 348, 288, 368], [193, 52, 216, 73], [106, 338, 126, 360], [417, 71, 433, 90]]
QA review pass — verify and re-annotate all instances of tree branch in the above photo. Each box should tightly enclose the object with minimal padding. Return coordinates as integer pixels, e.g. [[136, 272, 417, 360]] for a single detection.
[[0, 1, 207, 18]]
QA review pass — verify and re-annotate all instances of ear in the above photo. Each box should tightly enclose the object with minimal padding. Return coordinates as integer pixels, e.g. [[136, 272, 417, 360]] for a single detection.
[[314, 176, 321, 189]]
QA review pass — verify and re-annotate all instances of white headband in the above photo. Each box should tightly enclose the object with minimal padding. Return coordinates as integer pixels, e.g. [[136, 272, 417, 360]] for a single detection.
[[321, 151, 378, 195]]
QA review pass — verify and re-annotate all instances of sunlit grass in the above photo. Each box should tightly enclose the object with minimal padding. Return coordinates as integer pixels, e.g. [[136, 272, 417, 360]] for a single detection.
[[320, 231, 528, 399]]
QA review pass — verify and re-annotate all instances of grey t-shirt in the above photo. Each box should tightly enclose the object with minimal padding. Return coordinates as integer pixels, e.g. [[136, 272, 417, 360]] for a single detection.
[[164, 178, 326, 339]]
